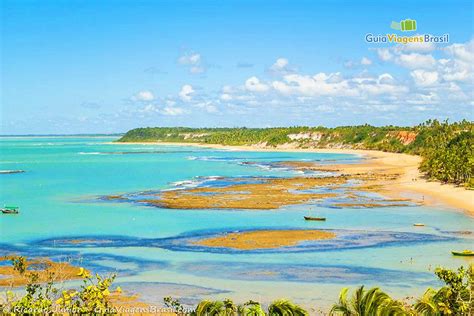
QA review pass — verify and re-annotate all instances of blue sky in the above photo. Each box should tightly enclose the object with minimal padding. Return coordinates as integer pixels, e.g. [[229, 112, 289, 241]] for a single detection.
[[1, 0, 473, 134]]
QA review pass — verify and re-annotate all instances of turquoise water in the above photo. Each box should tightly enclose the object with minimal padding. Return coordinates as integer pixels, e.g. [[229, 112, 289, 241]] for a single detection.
[[1, 137, 473, 309]]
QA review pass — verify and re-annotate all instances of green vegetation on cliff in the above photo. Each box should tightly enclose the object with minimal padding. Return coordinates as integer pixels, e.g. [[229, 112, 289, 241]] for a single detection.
[[118, 120, 473, 187]]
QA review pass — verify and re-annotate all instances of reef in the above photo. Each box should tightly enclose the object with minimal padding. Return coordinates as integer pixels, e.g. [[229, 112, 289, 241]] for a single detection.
[[192, 229, 336, 250]]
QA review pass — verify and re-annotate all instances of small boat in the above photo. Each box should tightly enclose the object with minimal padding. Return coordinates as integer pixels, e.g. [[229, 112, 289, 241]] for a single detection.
[[413, 223, 425, 227], [1, 205, 20, 214], [304, 216, 326, 221], [452, 250, 474, 257]]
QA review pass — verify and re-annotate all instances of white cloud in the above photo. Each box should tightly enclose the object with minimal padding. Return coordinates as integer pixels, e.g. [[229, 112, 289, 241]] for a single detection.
[[179, 84, 194, 101], [220, 93, 232, 101], [245, 76, 270, 92], [222, 85, 233, 93], [190, 66, 205, 74], [396, 53, 436, 69], [377, 47, 436, 69], [345, 57, 372, 68], [414, 105, 428, 111], [206, 105, 218, 113], [162, 107, 185, 116], [410, 69, 439, 86], [439, 40, 473, 82], [376, 40, 473, 85], [178, 52, 206, 74], [443, 69, 470, 82], [377, 48, 393, 61], [271, 58, 288, 70], [357, 74, 407, 95], [124, 39, 472, 124], [444, 40, 474, 63], [178, 53, 201, 65], [165, 99, 176, 107], [272, 73, 358, 97], [133, 90, 155, 101], [139, 104, 159, 113], [269, 57, 296, 75], [195, 101, 218, 113], [361, 57, 372, 65], [399, 41, 436, 53], [407, 92, 439, 105]]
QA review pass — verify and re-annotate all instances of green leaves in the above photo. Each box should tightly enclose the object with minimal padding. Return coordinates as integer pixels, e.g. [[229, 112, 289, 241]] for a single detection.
[[11, 256, 27, 275], [329, 265, 473, 316], [190, 298, 308, 316], [268, 299, 308, 316], [238, 300, 266, 316], [2, 257, 118, 315], [418, 119, 473, 187], [414, 266, 473, 315], [330, 286, 411, 316]]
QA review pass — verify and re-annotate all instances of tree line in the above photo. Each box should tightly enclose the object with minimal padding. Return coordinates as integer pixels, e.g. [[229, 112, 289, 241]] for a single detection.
[[118, 120, 473, 188]]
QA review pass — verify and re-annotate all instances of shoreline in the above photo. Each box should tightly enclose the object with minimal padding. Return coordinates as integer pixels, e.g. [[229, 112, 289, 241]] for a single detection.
[[114, 141, 474, 216]]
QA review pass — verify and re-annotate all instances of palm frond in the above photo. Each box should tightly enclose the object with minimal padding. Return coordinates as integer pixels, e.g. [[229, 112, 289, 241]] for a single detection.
[[330, 288, 351, 316], [238, 300, 266, 316], [268, 299, 308, 316], [414, 288, 440, 316]]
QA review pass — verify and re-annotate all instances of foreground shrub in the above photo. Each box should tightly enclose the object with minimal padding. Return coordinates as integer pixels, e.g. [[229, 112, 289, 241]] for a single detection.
[[0, 256, 119, 315], [415, 266, 473, 315]]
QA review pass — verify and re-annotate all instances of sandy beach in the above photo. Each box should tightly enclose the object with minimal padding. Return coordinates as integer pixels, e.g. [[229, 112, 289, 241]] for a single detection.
[[116, 141, 474, 215]]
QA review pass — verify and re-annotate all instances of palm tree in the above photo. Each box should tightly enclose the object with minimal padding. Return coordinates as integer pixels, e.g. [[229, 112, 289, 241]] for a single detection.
[[196, 298, 308, 316], [195, 299, 237, 316], [330, 286, 410, 316], [380, 299, 414, 316], [414, 288, 440, 315], [195, 300, 224, 316], [223, 298, 238, 315], [237, 300, 266, 316], [267, 299, 308, 316]]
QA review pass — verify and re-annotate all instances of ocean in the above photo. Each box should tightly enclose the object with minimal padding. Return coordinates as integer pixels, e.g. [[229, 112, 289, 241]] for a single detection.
[[0, 136, 472, 310]]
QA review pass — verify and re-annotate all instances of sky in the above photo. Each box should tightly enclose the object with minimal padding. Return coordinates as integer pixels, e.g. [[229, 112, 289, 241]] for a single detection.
[[1, 0, 473, 134]]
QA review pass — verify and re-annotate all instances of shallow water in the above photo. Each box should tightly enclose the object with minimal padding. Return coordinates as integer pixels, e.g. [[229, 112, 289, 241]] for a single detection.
[[0, 137, 472, 310]]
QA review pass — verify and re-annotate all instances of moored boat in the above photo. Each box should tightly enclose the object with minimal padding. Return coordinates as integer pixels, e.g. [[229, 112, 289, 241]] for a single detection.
[[451, 250, 474, 257], [304, 216, 326, 221], [1, 205, 20, 214], [413, 223, 425, 227]]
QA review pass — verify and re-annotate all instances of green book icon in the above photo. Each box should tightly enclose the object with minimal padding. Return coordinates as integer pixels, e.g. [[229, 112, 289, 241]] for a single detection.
[[390, 19, 417, 32]]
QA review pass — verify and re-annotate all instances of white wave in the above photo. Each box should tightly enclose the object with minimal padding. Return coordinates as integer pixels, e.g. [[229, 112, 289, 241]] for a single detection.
[[78, 152, 104, 155], [168, 175, 223, 190], [186, 156, 220, 161]]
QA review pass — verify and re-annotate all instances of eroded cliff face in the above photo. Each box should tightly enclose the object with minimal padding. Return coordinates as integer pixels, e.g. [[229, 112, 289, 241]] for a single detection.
[[390, 131, 418, 145]]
